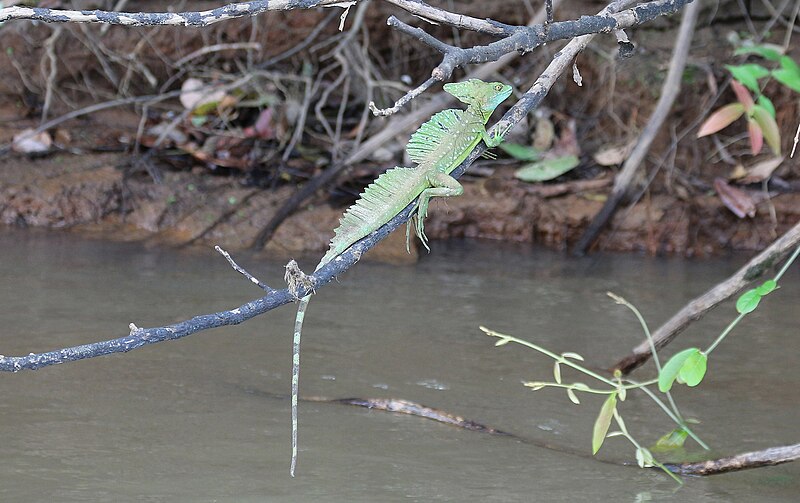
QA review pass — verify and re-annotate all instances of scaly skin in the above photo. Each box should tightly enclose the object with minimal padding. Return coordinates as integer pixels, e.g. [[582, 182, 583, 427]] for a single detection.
[[289, 79, 513, 476]]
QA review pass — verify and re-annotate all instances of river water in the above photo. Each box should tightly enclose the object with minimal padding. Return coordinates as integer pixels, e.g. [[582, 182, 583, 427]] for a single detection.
[[0, 229, 797, 501]]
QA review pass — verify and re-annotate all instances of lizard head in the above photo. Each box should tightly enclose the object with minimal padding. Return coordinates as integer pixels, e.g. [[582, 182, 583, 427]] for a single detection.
[[443, 79, 513, 112]]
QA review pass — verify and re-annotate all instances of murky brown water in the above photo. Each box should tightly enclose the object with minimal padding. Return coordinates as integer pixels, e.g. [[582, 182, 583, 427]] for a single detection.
[[0, 229, 798, 501]]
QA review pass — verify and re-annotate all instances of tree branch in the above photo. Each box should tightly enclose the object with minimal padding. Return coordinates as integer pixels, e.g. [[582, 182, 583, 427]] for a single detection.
[[572, 0, 701, 255], [0, 0, 695, 371], [666, 443, 800, 475], [611, 219, 800, 375]]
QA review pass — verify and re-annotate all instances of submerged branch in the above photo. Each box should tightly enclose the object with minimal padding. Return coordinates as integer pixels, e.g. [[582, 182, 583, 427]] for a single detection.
[[666, 443, 800, 475]]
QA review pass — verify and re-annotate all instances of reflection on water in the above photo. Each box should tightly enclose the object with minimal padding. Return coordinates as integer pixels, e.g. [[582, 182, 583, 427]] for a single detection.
[[0, 230, 797, 501]]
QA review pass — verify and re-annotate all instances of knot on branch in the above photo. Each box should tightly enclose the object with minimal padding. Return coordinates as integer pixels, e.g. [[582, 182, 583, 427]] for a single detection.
[[284, 260, 315, 299]]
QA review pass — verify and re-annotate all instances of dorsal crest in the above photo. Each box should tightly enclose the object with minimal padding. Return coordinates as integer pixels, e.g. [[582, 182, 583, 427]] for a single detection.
[[405, 109, 463, 165]]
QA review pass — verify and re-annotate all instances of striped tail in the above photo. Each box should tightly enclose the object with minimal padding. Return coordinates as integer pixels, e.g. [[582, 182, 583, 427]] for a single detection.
[[290, 293, 311, 476]]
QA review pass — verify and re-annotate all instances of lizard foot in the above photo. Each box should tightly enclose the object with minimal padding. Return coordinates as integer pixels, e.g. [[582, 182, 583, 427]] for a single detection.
[[284, 260, 315, 299]]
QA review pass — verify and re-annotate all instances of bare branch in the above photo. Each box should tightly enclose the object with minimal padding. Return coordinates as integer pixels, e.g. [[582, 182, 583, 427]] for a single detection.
[[379, 0, 693, 107], [0, 1, 347, 27], [572, 0, 701, 255], [383, 0, 516, 36], [666, 443, 800, 475], [611, 219, 800, 375], [0, 0, 695, 372], [215, 246, 273, 293]]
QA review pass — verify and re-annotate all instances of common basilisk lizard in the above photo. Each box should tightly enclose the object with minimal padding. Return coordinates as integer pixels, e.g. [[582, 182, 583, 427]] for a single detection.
[[287, 79, 513, 475]]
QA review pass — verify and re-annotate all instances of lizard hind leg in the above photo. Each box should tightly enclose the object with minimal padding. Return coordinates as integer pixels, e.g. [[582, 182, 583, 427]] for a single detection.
[[413, 172, 464, 251]]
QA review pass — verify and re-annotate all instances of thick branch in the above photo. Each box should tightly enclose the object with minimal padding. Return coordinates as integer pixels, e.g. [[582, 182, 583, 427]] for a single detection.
[[0, 0, 694, 371], [611, 219, 800, 375], [386, 0, 694, 81]]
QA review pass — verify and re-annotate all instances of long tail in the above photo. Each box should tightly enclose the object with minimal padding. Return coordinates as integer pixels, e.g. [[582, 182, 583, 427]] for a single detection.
[[290, 293, 311, 477]]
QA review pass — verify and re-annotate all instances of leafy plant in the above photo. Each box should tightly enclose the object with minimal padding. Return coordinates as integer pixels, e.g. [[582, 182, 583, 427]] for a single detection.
[[483, 243, 800, 483], [696, 43, 800, 156]]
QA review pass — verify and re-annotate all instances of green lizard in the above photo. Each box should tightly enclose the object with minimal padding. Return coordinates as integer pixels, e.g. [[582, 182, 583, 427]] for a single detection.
[[288, 78, 513, 476]]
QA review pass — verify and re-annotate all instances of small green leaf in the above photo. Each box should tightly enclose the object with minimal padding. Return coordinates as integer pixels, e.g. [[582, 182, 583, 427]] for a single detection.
[[736, 288, 762, 314], [734, 44, 783, 61], [773, 56, 800, 93], [524, 381, 546, 391], [755, 279, 777, 296], [659, 348, 700, 392], [499, 142, 541, 161], [553, 362, 562, 384], [772, 68, 800, 93], [636, 447, 654, 468], [572, 382, 591, 391], [515, 155, 580, 182], [727, 64, 770, 92], [592, 393, 617, 454], [494, 338, 510, 346], [678, 350, 707, 387], [566, 388, 581, 405], [756, 94, 776, 118], [561, 352, 584, 361], [654, 428, 689, 449]]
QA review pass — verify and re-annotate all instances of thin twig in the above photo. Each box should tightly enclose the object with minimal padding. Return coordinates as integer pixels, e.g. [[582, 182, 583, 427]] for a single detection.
[[215, 246, 273, 292]]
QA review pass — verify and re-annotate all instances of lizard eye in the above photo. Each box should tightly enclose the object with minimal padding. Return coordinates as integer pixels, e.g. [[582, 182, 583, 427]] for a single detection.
[[495, 84, 503, 91]]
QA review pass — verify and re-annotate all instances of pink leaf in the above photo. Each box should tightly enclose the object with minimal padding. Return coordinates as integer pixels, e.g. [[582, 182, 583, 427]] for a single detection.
[[731, 80, 754, 111], [748, 120, 763, 154], [697, 103, 745, 137], [714, 177, 756, 218]]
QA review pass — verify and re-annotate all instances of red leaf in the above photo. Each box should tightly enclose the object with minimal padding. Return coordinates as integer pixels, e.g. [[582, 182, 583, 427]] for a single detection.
[[731, 80, 754, 111], [714, 177, 756, 218], [697, 103, 745, 137]]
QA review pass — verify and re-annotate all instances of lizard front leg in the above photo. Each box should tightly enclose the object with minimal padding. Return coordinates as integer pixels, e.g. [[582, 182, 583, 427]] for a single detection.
[[481, 126, 508, 148], [412, 171, 464, 251]]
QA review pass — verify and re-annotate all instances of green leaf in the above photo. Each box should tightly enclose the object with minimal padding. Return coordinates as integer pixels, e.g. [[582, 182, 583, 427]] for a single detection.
[[751, 105, 782, 155], [659, 348, 700, 392], [654, 428, 689, 449], [696, 103, 745, 137], [756, 94, 776, 118], [499, 142, 541, 161], [678, 350, 707, 387], [515, 155, 580, 182], [734, 44, 783, 61], [727, 64, 770, 92], [736, 288, 762, 314], [635, 447, 654, 468], [755, 279, 777, 296], [772, 69, 800, 93], [592, 393, 617, 455], [774, 56, 800, 93], [566, 388, 581, 405], [553, 362, 562, 384]]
